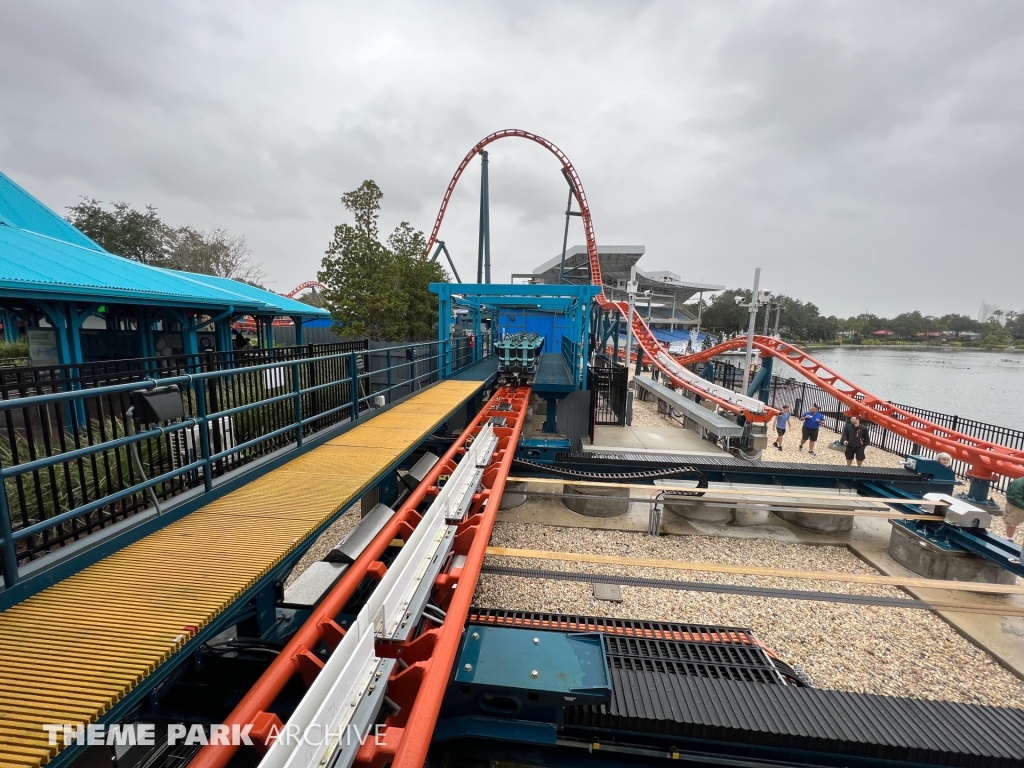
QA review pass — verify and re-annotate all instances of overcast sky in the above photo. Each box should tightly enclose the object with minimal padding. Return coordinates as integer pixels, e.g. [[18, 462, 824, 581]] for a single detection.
[[2, 1, 1022, 317]]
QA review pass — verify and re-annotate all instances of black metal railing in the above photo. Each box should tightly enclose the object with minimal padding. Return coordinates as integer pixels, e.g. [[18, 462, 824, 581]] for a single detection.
[[767, 375, 1023, 493], [0, 336, 490, 585], [590, 356, 628, 428], [561, 335, 582, 387]]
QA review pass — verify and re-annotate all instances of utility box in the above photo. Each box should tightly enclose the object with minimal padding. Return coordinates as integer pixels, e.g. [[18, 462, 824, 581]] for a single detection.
[[132, 385, 184, 424], [435, 627, 610, 743]]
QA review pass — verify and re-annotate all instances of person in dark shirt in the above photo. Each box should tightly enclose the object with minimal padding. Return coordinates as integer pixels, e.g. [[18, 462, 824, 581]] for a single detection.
[[798, 404, 826, 455], [773, 405, 792, 451], [841, 416, 871, 466]]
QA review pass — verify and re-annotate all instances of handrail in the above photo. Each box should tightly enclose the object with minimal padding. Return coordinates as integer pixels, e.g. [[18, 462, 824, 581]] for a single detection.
[[0, 336, 488, 588], [190, 385, 528, 768]]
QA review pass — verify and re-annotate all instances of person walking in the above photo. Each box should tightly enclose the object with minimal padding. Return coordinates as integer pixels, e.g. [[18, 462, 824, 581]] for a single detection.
[[841, 415, 871, 467], [773, 405, 792, 451], [798, 404, 825, 455], [1004, 477, 1024, 540]]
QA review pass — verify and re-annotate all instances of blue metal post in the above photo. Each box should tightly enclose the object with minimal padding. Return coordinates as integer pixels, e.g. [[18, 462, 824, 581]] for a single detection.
[[477, 151, 490, 284], [386, 349, 392, 403], [2, 309, 19, 343], [194, 377, 213, 493], [0, 483, 18, 588], [293, 317, 304, 347], [349, 351, 359, 421], [292, 361, 303, 448]]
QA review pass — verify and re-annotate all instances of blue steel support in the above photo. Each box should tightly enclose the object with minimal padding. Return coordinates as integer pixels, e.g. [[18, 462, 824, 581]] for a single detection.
[[1, 309, 19, 343], [964, 476, 998, 508], [477, 151, 491, 284], [139, 309, 157, 358], [194, 376, 214, 494], [438, 291, 453, 376], [472, 306, 482, 364], [292, 361, 303, 448], [748, 356, 773, 403], [430, 240, 462, 283], [292, 316, 305, 348], [0, 482, 18, 588], [542, 399, 558, 434], [349, 351, 359, 419]]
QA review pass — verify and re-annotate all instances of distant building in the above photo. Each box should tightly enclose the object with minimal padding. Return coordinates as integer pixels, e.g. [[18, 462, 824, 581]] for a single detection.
[[978, 302, 1004, 325], [516, 245, 724, 330]]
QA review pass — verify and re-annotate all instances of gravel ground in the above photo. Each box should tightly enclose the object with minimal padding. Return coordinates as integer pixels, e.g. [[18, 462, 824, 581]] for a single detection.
[[475, 521, 1024, 708], [284, 503, 360, 587], [631, 388, 1021, 543]]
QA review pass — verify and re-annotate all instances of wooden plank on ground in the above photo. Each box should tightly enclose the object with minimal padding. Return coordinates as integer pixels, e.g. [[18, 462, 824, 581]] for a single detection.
[[485, 546, 1024, 596]]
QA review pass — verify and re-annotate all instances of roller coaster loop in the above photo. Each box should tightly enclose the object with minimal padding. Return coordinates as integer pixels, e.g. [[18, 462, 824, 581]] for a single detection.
[[422, 130, 1024, 480]]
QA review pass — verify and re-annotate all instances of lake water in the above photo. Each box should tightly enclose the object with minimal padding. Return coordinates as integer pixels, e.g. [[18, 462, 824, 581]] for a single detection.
[[797, 347, 1024, 431]]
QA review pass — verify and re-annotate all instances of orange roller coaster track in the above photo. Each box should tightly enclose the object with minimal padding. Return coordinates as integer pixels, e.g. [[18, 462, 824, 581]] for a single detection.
[[423, 129, 1023, 480], [422, 129, 771, 423], [672, 336, 1024, 481]]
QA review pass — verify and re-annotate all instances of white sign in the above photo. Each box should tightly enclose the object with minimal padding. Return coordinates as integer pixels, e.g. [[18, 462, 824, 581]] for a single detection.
[[27, 328, 59, 366]]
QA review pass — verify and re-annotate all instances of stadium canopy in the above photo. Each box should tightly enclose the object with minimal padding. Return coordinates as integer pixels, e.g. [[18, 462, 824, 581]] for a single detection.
[[517, 245, 724, 328], [0, 171, 327, 365]]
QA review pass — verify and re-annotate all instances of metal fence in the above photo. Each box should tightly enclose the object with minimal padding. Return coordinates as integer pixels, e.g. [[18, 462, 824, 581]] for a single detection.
[[686, 358, 1022, 493], [590, 356, 628, 428], [768, 376, 1023, 493], [0, 336, 485, 585]]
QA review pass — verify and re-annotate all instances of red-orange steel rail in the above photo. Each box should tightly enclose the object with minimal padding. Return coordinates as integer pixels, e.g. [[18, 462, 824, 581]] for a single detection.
[[286, 280, 326, 298], [191, 385, 530, 768], [421, 129, 770, 422], [673, 336, 1024, 480], [364, 386, 530, 768]]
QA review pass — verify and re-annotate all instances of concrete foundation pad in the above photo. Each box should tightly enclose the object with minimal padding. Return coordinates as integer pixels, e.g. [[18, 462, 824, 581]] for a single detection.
[[733, 507, 772, 526], [499, 480, 529, 510], [888, 522, 1017, 586], [662, 498, 732, 523], [774, 509, 854, 533], [562, 483, 631, 518]]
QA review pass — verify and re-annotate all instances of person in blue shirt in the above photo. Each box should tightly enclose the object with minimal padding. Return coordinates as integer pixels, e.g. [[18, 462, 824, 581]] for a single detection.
[[772, 405, 792, 451], [798, 404, 826, 455]]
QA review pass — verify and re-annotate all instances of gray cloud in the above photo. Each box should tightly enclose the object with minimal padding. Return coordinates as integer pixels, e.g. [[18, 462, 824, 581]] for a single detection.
[[1, 0, 1022, 316]]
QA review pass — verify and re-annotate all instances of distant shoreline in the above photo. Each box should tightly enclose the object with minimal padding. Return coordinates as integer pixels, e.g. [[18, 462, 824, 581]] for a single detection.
[[800, 344, 1024, 354]]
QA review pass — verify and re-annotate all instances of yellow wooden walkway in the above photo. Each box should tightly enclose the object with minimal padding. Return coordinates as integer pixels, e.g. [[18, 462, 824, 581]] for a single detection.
[[0, 379, 485, 768]]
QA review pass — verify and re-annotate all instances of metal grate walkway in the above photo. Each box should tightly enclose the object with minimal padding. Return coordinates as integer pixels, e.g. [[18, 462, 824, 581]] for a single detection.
[[0, 379, 486, 768]]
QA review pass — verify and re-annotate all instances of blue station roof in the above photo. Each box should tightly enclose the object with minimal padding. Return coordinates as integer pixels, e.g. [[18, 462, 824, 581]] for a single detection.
[[0, 172, 103, 251], [0, 171, 326, 318]]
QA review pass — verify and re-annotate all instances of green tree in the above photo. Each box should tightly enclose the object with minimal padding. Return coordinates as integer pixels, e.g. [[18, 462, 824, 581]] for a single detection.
[[699, 290, 750, 333], [938, 314, 980, 339], [67, 198, 263, 282], [66, 198, 169, 265], [319, 181, 448, 341], [1005, 311, 1024, 340]]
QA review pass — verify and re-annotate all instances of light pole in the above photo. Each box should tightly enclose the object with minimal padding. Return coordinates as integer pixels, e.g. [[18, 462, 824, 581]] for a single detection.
[[623, 266, 638, 371], [738, 268, 771, 393]]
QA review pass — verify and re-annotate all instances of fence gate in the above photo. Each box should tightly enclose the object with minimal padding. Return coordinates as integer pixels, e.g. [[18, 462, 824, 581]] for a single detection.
[[589, 361, 628, 427]]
